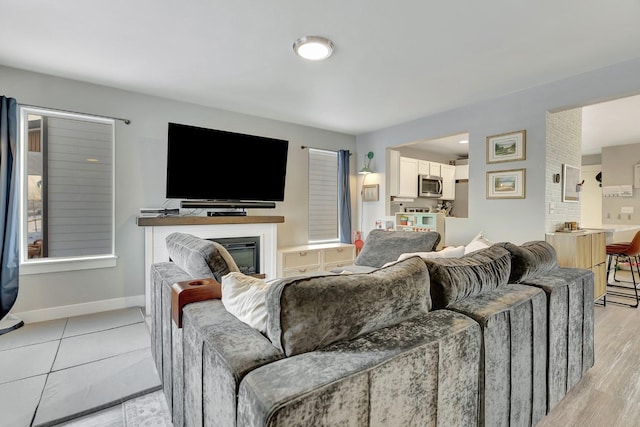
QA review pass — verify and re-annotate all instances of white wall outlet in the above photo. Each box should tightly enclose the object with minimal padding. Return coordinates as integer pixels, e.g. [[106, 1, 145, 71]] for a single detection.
[[621, 207, 634, 214]]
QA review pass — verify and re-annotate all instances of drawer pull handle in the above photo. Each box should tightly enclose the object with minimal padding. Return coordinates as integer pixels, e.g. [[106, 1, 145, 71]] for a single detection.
[[337, 248, 343, 252], [299, 251, 307, 256], [299, 268, 307, 272]]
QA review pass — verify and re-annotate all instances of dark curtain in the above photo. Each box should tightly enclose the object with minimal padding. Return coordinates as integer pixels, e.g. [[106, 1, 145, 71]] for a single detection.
[[0, 96, 19, 320], [337, 149, 352, 243]]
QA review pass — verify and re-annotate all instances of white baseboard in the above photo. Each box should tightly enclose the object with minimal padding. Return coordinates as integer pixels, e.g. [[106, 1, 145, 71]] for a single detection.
[[12, 295, 146, 324]]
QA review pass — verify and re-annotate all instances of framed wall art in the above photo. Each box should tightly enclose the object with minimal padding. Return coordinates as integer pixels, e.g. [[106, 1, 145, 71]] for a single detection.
[[486, 130, 526, 164], [362, 184, 379, 202], [562, 163, 581, 203], [486, 168, 526, 199]]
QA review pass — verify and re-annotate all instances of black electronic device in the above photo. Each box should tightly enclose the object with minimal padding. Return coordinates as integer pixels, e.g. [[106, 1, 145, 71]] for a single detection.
[[166, 123, 288, 204], [207, 211, 247, 217], [181, 200, 276, 209]]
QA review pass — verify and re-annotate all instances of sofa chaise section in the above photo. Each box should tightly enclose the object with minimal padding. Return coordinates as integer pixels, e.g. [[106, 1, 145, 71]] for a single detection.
[[238, 310, 481, 427], [423, 245, 549, 427], [447, 284, 548, 427], [498, 241, 595, 410], [237, 256, 480, 426]]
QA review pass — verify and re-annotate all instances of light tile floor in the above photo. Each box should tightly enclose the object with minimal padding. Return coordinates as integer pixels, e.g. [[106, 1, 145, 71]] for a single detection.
[[0, 307, 162, 427]]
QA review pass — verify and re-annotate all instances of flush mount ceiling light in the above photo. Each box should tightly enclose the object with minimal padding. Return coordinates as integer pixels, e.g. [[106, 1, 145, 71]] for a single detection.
[[293, 36, 334, 61]]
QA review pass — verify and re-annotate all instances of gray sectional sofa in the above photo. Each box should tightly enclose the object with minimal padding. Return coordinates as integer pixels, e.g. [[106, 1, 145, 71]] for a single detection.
[[150, 232, 594, 427]]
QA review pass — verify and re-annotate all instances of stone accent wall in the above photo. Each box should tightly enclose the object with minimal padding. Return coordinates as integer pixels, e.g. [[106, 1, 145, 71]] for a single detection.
[[545, 108, 582, 233]]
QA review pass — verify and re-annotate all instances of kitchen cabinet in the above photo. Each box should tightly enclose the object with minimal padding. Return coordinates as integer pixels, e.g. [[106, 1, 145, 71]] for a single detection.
[[455, 164, 469, 180], [389, 150, 419, 197], [399, 156, 419, 197], [545, 230, 606, 301], [440, 164, 456, 200], [418, 160, 440, 177]]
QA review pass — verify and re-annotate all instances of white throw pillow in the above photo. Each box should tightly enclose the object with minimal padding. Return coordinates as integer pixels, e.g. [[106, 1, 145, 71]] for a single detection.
[[221, 272, 273, 334], [397, 245, 465, 261], [464, 232, 493, 254]]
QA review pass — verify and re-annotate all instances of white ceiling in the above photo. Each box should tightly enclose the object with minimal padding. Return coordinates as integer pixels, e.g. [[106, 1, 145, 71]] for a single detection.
[[581, 94, 640, 156], [2, 1, 640, 144]]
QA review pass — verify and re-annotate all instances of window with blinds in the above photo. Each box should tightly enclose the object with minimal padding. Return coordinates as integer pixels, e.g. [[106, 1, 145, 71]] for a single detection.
[[308, 149, 339, 242], [19, 106, 115, 268]]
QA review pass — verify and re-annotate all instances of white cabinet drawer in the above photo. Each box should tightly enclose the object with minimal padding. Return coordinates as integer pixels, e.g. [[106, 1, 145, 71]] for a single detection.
[[281, 249, 321, 269], [277, 243, 356, 277], [323, 261, 354, 272], [324, 246, 355, 263], [282, 265, 322, 277]]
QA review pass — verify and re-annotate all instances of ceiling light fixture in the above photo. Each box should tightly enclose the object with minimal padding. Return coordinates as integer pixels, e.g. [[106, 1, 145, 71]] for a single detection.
[[459, 139, 469, 144], [293, 36, 334, 61]]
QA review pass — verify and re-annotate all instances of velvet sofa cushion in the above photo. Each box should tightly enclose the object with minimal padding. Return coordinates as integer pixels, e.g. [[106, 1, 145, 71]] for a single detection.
[[354, 229, 441, 268], [494, 240, 559, 283], [423, 245, 511, 310], [165, 232, 239, 281], [265, 256, 431, 356]]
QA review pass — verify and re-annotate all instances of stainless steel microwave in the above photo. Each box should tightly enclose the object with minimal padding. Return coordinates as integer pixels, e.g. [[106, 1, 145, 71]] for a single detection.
[[418, 174, 443, 198]]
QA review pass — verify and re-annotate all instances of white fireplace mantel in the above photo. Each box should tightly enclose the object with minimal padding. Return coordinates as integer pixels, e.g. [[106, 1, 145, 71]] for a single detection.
[[137, 215, 284, 313]]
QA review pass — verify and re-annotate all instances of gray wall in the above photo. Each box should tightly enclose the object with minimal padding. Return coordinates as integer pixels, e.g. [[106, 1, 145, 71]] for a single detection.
[[601, 142, 640, 224], [356, 57, 640, 246], [2, 65, 356, 315]]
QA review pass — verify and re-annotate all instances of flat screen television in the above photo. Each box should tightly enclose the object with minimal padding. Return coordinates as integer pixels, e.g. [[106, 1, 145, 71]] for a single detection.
[[166, 122, 289, 202]]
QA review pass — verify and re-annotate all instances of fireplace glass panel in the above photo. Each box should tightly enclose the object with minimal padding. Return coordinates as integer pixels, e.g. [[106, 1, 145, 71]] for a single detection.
[[209, 236, 260, 275]]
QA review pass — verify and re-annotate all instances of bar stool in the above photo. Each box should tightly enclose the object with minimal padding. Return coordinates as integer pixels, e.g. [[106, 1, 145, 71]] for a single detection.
[[605, 230, 640, 308]]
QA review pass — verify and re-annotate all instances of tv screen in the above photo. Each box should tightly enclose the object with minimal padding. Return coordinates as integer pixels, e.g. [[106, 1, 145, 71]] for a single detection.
[[166, 123, 289, 201]]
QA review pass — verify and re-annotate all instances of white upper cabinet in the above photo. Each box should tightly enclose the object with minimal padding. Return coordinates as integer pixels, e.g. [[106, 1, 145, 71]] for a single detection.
[[389, 151, 418, 198], [455, 164, 469, 180], [440, 164, 456, 200], [418, 160, 441, 177], [399, 157, 419, 197]]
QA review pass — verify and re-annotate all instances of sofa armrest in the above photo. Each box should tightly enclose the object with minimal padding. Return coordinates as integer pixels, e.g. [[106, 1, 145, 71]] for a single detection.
[[182, 301, 284, 427], [171, 278, 221, 328]]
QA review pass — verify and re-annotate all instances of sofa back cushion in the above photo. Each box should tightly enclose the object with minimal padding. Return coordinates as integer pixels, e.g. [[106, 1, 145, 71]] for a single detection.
[[166, 232, 239, 281], [494, 240, 558, 283], [355, 229, 441, 268], [424, 245, 511, 309], [265, 256, 431, 356]]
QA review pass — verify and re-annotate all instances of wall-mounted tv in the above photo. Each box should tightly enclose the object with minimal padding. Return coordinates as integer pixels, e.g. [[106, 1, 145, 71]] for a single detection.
[[166, 122, 289, 202]]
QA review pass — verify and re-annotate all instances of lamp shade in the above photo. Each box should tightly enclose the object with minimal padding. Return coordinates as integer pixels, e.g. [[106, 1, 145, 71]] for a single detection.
[[358, 151, 374, 174]]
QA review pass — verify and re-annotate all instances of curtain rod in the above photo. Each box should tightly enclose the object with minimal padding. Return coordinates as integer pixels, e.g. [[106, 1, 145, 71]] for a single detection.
[[300, 145, 351, 155], [21, 104, 131, 125]]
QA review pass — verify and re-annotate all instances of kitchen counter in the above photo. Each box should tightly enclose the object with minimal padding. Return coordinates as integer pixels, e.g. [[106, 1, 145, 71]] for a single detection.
[[584, 224, 640, 244]]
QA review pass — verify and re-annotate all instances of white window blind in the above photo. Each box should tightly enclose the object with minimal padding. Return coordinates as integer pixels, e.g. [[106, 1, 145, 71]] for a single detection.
[[46, 117, 113, 257], [19, 106, 116, 272], [308, 149, 338, 242]]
